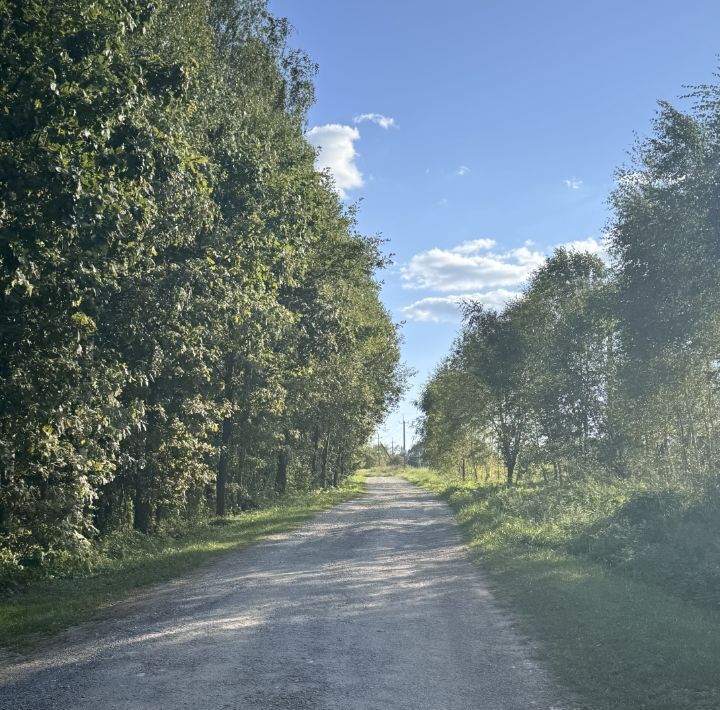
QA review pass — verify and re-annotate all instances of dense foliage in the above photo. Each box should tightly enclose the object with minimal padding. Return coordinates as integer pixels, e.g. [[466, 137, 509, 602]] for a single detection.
[[419, 76, 720, 496], [0, 0, 403, 577]]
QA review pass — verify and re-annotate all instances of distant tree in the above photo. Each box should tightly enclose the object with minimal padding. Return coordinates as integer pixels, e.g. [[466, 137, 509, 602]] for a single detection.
[[513, 249, 616, 478], [455, 306, 529, 485]]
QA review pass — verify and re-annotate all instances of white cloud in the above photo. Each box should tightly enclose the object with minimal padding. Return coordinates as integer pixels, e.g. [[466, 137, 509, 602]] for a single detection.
[[450, 238, 496, 254], [456, 165, 471, 176], [401, 239, 546, 292], [560, 236, 607, 258], [402, 290, 519, 323], [306, 124, 363, 197], [400, 236, 608, 318], [353, 113, 397, 129], [564, 177, 583, 190]]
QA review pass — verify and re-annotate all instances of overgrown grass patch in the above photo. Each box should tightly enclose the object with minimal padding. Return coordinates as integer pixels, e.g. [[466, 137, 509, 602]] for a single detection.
[[0, 474, 365, 651], [360, 465, 402, 476], [400, 468, 720, 710]]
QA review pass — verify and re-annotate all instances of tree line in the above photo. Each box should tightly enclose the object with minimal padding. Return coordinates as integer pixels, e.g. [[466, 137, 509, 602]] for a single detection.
[[419, 78, 720, 489], [0, 0, 403, 574]]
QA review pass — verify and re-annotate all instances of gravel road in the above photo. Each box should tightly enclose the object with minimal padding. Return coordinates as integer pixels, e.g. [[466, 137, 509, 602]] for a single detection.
[[0, 476, 567, 710]]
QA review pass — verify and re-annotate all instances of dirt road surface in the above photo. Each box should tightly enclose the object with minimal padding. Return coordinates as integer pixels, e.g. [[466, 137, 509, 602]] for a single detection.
[[0, 476, 567, 709]]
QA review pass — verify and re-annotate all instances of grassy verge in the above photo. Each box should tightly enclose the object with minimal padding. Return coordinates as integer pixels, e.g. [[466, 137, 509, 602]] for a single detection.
[[0, 474, 365, 652], [399, 467, 720, 710], [360, 465, 400, 476]]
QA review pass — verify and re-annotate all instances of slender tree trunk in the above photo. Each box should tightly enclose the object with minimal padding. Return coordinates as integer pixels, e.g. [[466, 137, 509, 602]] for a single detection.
[[310, 429, 320, 485], [0, 457, 11, 534], [237, 445, 246, 491], [216, 414, 233, 516], [321, 432, 331, 487], [332, 452, 342, 487], [503, 437, 518, 486], [135, 392, 159, 532], [506, 462, 515, 486], [500, 436, 517, 485], [275, 448, 288, 495], [216, 359, 235, 516], [133, 492, 151, 533]]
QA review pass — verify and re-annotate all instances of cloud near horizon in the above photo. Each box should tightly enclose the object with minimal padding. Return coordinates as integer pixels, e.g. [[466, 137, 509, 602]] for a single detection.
[[401, 239, 547, 292], [401, 290, 520, 323], [561, 236, 607, 257], [306, 123, 363, 197], [401, 236, 606, 323]]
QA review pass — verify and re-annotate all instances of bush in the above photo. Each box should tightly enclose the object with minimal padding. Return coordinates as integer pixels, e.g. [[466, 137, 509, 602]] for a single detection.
[[415, 468, 720, 611]]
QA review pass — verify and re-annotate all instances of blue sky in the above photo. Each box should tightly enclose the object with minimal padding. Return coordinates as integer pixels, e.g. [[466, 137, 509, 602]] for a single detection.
[[270, 0, 720, 450]]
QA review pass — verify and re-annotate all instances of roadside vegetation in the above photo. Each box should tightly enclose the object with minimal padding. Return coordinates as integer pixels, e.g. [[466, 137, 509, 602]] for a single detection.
[[413, 62, 720, 710], [418, 77, 720, 500], [0, 473, 365, 650], [0, 0, 404, 594], [400, 467, 720, 710]]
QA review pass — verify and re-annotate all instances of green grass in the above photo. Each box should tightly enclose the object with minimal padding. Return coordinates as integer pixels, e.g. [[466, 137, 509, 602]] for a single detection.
[[359, 465, 404, 476], [0, 474, 365, 651], [399, 467, 720, 710]]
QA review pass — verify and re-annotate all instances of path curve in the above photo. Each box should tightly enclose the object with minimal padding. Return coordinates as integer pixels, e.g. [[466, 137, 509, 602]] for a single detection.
[[0, 476, 566, 709]]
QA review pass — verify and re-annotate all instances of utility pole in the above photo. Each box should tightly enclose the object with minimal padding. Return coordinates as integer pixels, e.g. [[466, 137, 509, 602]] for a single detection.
[[403, 417, 407, 468]]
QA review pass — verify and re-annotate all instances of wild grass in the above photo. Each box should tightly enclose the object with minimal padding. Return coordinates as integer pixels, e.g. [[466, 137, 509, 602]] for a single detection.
[[0, 474, 365, 651], [401, 467, 720, 710], [359, 465, 405, 476]]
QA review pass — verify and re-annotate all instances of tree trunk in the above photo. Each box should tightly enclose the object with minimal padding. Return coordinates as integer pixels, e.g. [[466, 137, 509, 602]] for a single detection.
[[503, 437, 518, 486], [275, 448, 288, 495], [216, 358, 235, 516], [321, 432, 331, 487], [237, 445, 246, 492], [310, 429, 320, 485], [500, 437, 517, 485], [216, 414, 233, 516], [133, 380, 163, 533], [0, 465, 11, 534], [133, 492, 151, 533], [134, 396, 159, 532], [332, 452, 342, 487]]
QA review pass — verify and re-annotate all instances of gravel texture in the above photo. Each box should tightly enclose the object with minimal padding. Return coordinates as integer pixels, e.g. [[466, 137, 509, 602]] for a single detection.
[[0, 476, 568, 709]]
